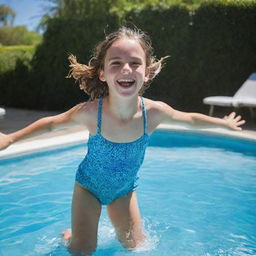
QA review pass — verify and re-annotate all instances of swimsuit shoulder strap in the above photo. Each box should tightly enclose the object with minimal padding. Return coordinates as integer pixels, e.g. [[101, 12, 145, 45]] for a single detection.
[[141, 97, 148, 135], [97, 97, 103, 134]]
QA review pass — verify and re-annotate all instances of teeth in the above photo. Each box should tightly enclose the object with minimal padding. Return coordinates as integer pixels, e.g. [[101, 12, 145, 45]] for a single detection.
[[117, 79, 134, 82]]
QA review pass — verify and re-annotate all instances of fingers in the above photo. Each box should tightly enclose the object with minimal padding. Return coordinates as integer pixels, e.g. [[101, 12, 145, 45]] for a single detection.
[[235, 115, 241, 121], [228, 112, 236, 119], [236, 120, 246, 126], [224, 112, 237, 120], [224, 112, 246, 131], [227, 113, 245, 123]]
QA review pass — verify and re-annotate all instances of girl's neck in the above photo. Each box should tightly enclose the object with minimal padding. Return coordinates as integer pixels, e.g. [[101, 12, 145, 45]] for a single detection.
[[105, 95, 140, 120]]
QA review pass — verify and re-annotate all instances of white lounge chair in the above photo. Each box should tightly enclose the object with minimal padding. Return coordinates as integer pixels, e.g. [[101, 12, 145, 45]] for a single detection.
[[203, 73, 256, 118], [0, 107, 6, 119]]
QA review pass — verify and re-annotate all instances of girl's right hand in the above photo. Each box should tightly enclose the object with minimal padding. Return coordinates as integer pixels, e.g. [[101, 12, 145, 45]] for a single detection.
[[0, 132, 13, 150]]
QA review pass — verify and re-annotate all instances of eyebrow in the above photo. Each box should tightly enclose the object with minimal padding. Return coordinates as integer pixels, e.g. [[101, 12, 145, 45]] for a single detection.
[[108, 57, 122, 61], [108, 57, 142, 61]]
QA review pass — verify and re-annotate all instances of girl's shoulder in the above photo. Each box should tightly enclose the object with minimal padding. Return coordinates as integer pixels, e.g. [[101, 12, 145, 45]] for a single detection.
[[143, 97, 171, 112], [70, 99, 100, 124], [76, 99, 98, 113], [143, 97, 175, 123]]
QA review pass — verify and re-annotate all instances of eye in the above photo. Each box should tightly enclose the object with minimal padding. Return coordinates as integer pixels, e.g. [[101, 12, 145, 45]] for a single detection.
[[110, 61, 121, 66], [131, 62, 141, 66]]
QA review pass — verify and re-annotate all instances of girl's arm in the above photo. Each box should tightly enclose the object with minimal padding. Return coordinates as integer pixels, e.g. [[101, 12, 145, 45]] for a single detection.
[[156, 102, 245, 131], [0, 103, 87, 150]]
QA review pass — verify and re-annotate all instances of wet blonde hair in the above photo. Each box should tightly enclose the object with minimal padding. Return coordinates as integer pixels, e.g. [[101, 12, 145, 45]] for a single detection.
[[67, 27, 168, 100]]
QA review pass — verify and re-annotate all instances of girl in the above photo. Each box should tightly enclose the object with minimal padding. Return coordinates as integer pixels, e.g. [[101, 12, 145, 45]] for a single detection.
[[0, 27, 245, 255]]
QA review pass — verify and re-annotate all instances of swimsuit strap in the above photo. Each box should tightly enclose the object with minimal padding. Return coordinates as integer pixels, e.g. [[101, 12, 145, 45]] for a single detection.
[[141, 97, 148, 135], [97, 97, 103, 134], [97, 96, 148, 135]]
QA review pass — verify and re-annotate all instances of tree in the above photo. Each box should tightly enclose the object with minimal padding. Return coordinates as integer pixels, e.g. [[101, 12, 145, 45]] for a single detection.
[[0, 4, 16, 26], [37, 0, 205, 32], [42, 0, 112, 18]]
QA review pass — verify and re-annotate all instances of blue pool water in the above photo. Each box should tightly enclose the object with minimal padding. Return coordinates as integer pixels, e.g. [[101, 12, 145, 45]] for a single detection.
[[0, 130, 256, 256]]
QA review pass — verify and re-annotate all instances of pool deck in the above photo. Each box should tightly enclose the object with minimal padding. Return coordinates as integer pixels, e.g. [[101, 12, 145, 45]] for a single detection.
[[0, 107, 255, 160]]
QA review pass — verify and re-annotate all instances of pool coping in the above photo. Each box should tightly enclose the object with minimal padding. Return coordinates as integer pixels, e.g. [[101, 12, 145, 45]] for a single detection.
[[0, 124, 255, 160]]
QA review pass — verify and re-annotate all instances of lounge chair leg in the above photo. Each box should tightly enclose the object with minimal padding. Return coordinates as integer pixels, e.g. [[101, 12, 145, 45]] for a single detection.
[[233, 107, 239, 113], [209, 105, 214, 116], [249, 107, 255, 120]]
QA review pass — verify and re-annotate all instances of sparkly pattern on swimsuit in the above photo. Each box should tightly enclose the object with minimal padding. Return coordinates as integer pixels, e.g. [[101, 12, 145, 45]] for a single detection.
[[75, 97, 150, 205]]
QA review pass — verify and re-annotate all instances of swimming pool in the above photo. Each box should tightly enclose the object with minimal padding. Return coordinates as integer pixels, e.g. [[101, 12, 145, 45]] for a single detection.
[[0, 130, 255, 255]]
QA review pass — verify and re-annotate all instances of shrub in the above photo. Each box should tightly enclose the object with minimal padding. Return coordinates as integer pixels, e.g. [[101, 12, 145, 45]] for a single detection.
[[0, 26, 42, 46]]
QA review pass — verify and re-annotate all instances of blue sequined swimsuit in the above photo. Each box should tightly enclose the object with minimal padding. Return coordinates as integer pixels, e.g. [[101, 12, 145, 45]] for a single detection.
[[75, 97, 150, 205]]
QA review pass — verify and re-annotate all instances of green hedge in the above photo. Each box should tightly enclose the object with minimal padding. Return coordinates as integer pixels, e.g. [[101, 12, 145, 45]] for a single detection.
[[125, 5, 192, 109], [29, 15, 119, 110], [0, 45, 35, 107], [126, 0, 256, 111], [0, 0, 255, 113], [187, 0, 256, 111]]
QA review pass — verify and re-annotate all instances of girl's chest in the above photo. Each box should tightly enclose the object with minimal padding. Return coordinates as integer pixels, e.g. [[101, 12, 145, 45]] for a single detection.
[[101, 114, 145, 142]]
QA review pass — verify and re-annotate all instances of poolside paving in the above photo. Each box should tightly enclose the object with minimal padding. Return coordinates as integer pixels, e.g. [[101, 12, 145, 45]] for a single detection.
[[0, 107, 86, 142]]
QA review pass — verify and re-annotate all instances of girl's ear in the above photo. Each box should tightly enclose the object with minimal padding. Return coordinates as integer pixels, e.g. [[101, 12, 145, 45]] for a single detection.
[[144, 68, 150, 83], [144, 75, 149, 83], [99, 69, 106, 82]]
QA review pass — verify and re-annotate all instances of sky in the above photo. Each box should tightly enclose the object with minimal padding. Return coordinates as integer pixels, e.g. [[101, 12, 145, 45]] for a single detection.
[[0, 0, 52, 31]]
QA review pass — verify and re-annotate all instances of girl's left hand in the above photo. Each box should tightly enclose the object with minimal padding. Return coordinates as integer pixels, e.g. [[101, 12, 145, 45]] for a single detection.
[[223, 112, 246, 131]]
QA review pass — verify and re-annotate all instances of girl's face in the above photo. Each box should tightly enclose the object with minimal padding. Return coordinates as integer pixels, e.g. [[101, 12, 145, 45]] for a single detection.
[[99, 37, 149, 98]]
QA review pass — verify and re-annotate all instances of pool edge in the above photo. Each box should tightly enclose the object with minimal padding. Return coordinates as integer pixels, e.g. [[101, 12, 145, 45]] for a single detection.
[[158, 124, 256, 142], [0, 125, 255, 160], [0, 130, 89, 160]]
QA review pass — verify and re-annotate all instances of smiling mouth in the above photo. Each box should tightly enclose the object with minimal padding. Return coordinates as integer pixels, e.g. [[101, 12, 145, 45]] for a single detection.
[[116, 79, 135, 88]]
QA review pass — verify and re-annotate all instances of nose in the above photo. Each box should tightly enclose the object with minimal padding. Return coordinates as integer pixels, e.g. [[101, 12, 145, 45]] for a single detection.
[[121, 63, 132, 74]]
